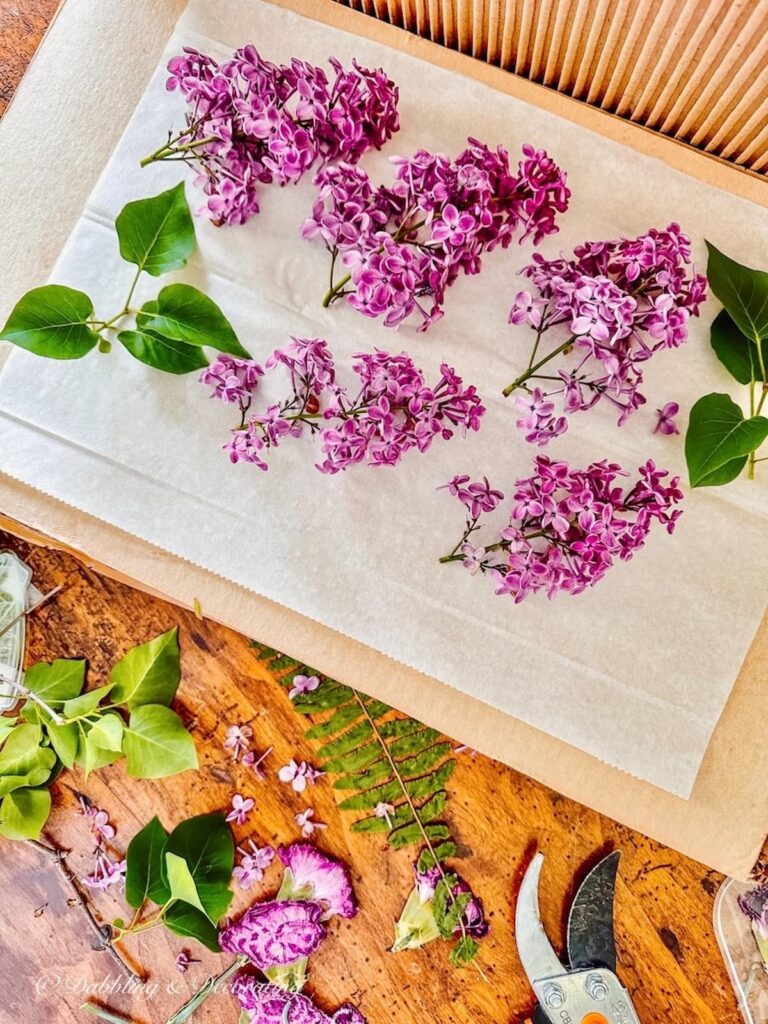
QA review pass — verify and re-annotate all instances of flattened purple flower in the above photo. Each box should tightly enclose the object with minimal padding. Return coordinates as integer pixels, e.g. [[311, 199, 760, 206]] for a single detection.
[[232, 976, 366, 1024], [220, 899, 326, 969], [278, 843, 357, 920]]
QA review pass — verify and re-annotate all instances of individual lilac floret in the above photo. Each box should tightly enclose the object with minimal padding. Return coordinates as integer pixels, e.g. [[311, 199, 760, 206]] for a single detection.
[[654, 401, 680, 435], [200, 355, 263, 404], [149, 47, 399, 226], [278, 843, 357, 920], [219, 899, 326, 969], [504, 224, 707, 441], [441, 456, 683, 601], [202, 337, 485, 473], [232, 976, 367, 1024], [303, 138, 569, 330]]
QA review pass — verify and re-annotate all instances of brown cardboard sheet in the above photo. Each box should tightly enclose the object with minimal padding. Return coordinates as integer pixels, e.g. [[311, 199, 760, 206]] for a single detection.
[[0, 0, 766, 878]]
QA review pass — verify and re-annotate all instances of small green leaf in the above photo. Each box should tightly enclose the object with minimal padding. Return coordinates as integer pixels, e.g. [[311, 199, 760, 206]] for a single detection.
[[117, 328, 209, 375], [79, 724, 123, 778], [711, 310, 756, 385], [706, 242, 768, 343], [24, 660, 86, 702], [123, 705, 197, 778], [0, 285, 100, 359], [45, 721, 79, 769], [685, 393, 768, 487], [62, 683, 113, 719], [163, 902, 221, 952], [0, 787, 51, 840], [450, 935, 480, 967], [140, 284, 251, 359], [125, 815, 170, 908], [166, 852, 207, 915], [89, 713, 124, 752], [115, 183, 196, 277], [109, 629, 181, 710], [163, 812, 233, 923]]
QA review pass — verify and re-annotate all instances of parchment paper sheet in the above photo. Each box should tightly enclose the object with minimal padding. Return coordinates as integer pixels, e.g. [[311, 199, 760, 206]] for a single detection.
[[0, 0, 765, 798]]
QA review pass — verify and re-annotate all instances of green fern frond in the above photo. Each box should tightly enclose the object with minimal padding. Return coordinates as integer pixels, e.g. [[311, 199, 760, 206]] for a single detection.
[[250, 640, 480, 969]]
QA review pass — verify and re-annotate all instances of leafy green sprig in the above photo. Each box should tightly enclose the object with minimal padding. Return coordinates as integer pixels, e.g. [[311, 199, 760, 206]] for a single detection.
[[115, 811, 234, 952], [0, 183, 251, 375], [685, 243, 768, 486], [251, 641, 483, 968], [0, 628, 197, 841]]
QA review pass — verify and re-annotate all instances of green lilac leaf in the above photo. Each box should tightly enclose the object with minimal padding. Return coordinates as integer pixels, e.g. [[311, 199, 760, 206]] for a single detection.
[[710, 310, 756, 385], [79, 724, 123, 778], [115, 182, 196, 277], [46, 721, 79, 769], [123, 705, 197, 778], [0, 718, 17, 747], [125, 815, 170, 908], [0, 787, 51, 840], [0, 723, 43, 774], [118, 328, 209, 375], [140, 284, 251, 359], [163, 811, 234, 923], [24, 660, 86, 702], [62, 683, 113, 719], [163, 902, 221, 952], [706, 242, 768, 343], [0, 285, 100, 359], [109, 628, 181, 710], [166, 852, 207, 916], [89, 713, 124, 751], [685, 393, 768, 487]]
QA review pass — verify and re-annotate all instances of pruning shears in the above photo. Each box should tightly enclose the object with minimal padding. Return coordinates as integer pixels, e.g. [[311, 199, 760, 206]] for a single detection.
[[515, 851, 641, 1024]]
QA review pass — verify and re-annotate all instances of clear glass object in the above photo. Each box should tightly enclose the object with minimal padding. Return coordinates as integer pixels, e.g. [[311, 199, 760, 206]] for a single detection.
[[0, 550, 32, 711], [715, 877, 768, 1023]]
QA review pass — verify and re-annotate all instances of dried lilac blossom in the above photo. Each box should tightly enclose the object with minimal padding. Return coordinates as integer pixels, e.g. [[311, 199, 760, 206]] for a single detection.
[[504, 225, 706, 441], [234, 840, 276, 891], [151, 47, 399, 226], [289, 674, 320, 700], [220, 899, 326, 969], [295, 809, 326, 838], [441, 456, 683, 601], [82, 846, 127, 891], [654, 401, 680, 435], [278, 843, 356, 920], [224, 722, 254, 761], [242, 746, 273, 779], [227, 793, 256, 825]]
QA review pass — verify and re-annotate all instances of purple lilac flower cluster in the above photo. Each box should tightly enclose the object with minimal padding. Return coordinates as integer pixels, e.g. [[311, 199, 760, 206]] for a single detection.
[[200, 346, 485, 473], [302, 139, 569, 330], [159, 46, 399, 225], [232, 977, 365, 1024], [442, 456, 683, 601], [505, 224, 707, 444]]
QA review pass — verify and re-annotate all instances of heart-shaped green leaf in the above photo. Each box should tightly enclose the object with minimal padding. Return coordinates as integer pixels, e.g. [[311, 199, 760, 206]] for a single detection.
[[45, 721, 79, 768], [62, 683, 113, 719], [115, 183, 196, 277], [123, 705, 197, 778], [0, 285, 100, 359], [78, 722, 123, 778], [0, 787, 51, 840], [109, 628, 181, 710], [118, 328, 209, 375], [706, 242, 768, 343], [125, 815, 170, 909], [140, 284, 251, 359], [710, 309, 755, 385], [685, 393, 768, 487]]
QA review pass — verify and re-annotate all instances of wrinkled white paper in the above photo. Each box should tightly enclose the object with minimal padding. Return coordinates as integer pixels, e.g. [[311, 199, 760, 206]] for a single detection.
[[0, 0, 765, 797]]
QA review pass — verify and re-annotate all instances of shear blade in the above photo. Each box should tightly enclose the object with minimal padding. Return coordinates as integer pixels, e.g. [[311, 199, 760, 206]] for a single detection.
[[515, 853, 565, 986], [566, 851, 619, 972]]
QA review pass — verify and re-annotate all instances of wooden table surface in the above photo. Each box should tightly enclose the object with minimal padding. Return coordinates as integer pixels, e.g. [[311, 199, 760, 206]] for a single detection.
[[0, 5, 747, 1024]]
